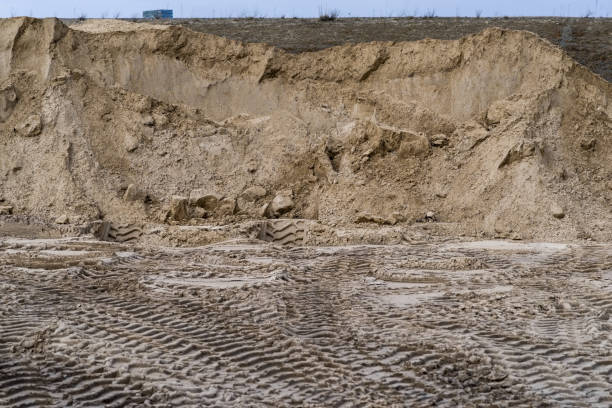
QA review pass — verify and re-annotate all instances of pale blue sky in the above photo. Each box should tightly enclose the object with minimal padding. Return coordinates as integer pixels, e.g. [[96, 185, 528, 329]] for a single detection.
[[1, 0, 610, 18]]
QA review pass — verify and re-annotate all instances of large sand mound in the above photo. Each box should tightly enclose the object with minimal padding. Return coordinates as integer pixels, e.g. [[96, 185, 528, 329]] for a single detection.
[[0, 18, 610, 241]]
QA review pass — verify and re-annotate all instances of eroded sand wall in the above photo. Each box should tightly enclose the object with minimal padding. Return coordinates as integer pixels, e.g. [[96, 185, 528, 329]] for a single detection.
[[0, 18, 610, 240]]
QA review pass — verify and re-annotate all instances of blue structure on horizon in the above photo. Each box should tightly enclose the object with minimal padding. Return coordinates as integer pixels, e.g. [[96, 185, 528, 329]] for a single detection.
[[143, 9, 173, 19]]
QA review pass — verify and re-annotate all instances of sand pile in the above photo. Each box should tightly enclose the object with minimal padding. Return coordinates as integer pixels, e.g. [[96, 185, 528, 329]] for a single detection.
[[0, 18, 610, 241]]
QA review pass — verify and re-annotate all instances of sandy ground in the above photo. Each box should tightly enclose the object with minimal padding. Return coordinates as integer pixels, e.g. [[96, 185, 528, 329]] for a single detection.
[[1, 235, 611, 406], [0, 17, 611, 407]]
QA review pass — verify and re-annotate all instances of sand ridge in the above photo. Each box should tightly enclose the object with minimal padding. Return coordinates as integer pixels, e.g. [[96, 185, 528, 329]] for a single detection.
[[70, 18, 169, 33]]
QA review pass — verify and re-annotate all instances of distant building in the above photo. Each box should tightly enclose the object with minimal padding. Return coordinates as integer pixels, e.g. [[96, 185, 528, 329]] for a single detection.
[[142, 9, 173, 19]]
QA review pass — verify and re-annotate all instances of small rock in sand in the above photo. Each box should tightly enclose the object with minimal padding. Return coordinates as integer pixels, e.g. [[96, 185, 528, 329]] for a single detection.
[[435, 188, 448, 198], [257, 203, 268, 218], [398, 132, 430, 158], [142, 114, 155, 127], [190, 207, 206, 219], [55, 214, 69, 224], [189, 190, 221, 210], [124, 134, 139, 152], [0, 205, 13, 215], [16, 115, 42, 137], [551, 203, 565, 219], [217, 198, 236, 216], [240, 186, 267, 202], [123, 184, 146, 202], [169, 196, 189, 221], [266, 191, 294, 218], [580, 138, 596, 151], [429, 133, 449, 147]]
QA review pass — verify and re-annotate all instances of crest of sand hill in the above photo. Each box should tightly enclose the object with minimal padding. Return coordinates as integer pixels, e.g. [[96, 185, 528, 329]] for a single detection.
[[0, 18, 610, 240]]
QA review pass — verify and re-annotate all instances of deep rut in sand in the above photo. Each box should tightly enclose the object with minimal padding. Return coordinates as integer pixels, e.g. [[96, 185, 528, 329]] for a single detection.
[[0, 238, 611, 407]]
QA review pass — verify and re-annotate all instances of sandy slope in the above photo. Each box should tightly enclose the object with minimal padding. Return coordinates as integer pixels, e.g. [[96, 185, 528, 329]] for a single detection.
[[0, 17, 610, 242]]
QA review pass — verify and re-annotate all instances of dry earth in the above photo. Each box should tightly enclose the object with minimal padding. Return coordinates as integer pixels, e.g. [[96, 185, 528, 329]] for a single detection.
[[1, 17, 611, 241], [119, 17, 611, 83], [1, 236, 611, 406], [0, 17, 611, 407]]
